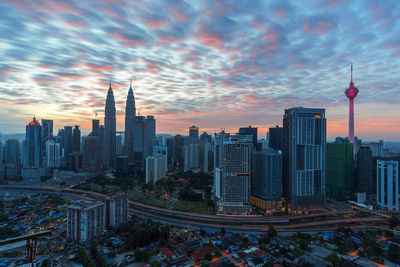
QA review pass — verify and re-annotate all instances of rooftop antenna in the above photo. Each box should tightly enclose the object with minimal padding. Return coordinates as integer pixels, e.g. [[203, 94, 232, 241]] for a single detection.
[[350, 62, 353, 82]]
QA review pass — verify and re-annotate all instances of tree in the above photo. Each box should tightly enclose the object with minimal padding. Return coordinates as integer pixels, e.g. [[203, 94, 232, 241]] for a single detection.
[[324, 253, 341, 267], [267, 224, 277, 239], [220, 228, 226, 235], [200, 228, 206, 236], [134, 248, 150, 262]]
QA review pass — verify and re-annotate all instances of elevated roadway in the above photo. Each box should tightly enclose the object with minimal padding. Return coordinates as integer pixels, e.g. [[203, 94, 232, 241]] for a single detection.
[[0, 185, 389, 233]]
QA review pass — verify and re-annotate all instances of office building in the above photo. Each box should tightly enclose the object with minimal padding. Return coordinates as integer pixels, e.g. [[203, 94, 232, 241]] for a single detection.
[[4, 139, 20, 165], [124, 81, 136, 163], [377, 160, 399, 211], [183, 143, 199, 172], [239, 126, 259, 150], [200, 132, 212, 143], [326, 142, 354, 198], [105, 193, 129, 228], [41, 119, 53, 164], [145, 115, 156, 158], [72, 126, 81, 153], [67, 201, 105, 242], [24, 117, 42, 168], [153, 145, 168, 171], [166, 138, 174, 171], [282, 107, 326, 213], [92, 119, 99, 136], [199, 141, 212, 173], [251, 148, 283, 215], [116, 133, 123, 155], [356, 145, 373, 195], [370, 140, 384, 157], [46, 140, 60, 168], [173, 135, 184, 171], [214, 134, 252, 215], [104, 81, 116, 167], [269, 125, 283, 151], [189, 126, 199, 143], [146, 155, 166, 184], [63, 126, 72, 161], [83, 120, 101, 171], [116, 156, 129, 176], [133, 116, 146, 171]]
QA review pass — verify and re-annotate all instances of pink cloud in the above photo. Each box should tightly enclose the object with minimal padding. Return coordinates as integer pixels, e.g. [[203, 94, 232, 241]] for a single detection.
[[303, 20, 334, 35], [110, 33, 146, 47], [169, 7, 188, 22], [86, 64, 115, 72]]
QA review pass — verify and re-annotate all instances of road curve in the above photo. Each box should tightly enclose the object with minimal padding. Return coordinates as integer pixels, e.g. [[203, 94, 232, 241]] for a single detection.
[[0, 185, 388, 233]]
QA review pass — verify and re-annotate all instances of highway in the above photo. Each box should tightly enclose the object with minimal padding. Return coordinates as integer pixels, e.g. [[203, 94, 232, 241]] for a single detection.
[[0, 185, 390, 233]]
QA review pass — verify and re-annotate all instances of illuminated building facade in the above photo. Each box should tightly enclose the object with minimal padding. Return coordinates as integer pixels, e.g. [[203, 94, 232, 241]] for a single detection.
[[283, 107, 326, 213], [345, 64, 359, 155], [104, 81, 116, 167], [251, 148, 283, 214], [215, 134, 252, 215], [124, 81, 136, 163]]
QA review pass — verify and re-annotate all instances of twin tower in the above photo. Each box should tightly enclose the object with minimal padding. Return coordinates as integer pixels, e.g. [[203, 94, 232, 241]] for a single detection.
[[104, 80, 136, 167]]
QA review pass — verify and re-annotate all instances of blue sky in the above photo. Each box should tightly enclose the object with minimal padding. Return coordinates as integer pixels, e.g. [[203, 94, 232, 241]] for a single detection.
[[0, 0, 399, 140]]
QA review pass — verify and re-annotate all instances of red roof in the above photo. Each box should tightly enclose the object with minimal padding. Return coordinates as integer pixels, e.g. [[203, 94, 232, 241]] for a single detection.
[[160, 247, 174, 258], [253, 249, 265, 256], [191, 247, 216, 261]]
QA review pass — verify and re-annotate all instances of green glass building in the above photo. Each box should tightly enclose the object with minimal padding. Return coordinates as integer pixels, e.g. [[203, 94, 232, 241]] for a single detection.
[[326, 142, 355, 198]]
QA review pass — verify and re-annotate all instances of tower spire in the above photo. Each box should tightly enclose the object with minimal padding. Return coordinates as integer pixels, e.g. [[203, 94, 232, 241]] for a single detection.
[[130, 78, 132, 89], [350, 63, 353, 83], [109, 76, 112, 88]]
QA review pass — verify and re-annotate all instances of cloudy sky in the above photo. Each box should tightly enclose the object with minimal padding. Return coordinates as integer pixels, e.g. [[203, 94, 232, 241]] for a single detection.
[[0, 0, 399, 141]]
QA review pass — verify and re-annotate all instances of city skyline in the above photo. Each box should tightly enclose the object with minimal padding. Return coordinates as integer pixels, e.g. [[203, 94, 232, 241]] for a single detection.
[[1, 1, 400, 140]]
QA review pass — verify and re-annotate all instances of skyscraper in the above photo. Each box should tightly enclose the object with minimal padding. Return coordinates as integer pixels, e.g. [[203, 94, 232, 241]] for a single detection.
[[377, 160, 399, 211], [92, 119, 100, 136], [41, 119, 53, 163], [251, 148, 283, 215], [214, 134, 253, 215], [345, 64, 359, 153], [145, 115, 156, 158], [22, 116, 45, 179], [4, 139, 20, 165], [283, 107, 326, 213], [133, 116, 146, 171], [63, 126, 72, 160], [356, 145, 373, 195], [46, 140, 60, 168], [104, 80, 116, 167], [269, 125, 283, 151], [72, 125, 81, 152], [326, 142, 354, 198], [173, 135, 184, 171], [23, 116, 42, 169], [189, 126, 199, 143], [239, 126, 258, 150], [124, 80, 136, 163]]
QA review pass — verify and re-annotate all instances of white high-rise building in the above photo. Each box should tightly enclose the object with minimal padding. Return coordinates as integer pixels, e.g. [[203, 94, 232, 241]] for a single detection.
[[153, 145, 168, 171], [377, 160, 399, 211], [146, 155, 166, 184], [46, 140, 60, 168], [183, 143, 199, 171]]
